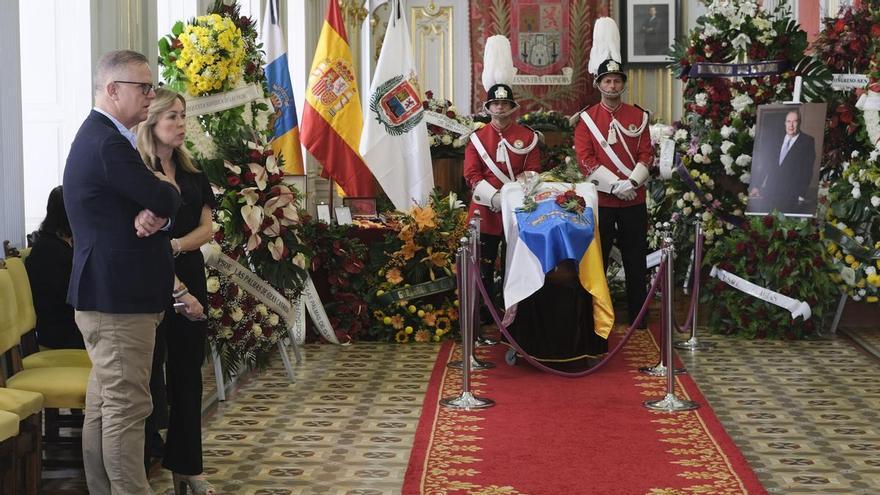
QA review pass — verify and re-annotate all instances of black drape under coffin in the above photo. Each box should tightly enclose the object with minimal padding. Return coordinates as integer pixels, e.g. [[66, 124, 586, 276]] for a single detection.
[[507, 260, 608, 372]]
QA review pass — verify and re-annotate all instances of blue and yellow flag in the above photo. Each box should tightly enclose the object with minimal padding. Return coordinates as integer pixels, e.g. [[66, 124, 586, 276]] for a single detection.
[[261, 0, 304, 175]]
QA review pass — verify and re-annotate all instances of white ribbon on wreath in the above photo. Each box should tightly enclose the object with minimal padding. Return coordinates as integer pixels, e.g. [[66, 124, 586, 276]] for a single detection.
[[855, 90, 880, 149], [710, 265, 811, 320]]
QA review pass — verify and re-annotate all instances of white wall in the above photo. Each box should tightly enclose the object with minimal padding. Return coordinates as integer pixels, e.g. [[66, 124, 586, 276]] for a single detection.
[[19, 0, 92, 235]]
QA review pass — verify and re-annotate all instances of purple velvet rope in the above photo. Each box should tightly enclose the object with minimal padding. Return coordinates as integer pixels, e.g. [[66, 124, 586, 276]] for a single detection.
[[675, 231, 704, 334], [473, 258, 665, 378]]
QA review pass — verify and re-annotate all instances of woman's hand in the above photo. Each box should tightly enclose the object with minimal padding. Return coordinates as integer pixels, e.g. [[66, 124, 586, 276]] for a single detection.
[[175, 293, 205, 321]]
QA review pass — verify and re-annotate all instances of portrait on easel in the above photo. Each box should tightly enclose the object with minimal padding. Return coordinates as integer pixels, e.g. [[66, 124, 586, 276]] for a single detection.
[[747, 103, 827, 217]]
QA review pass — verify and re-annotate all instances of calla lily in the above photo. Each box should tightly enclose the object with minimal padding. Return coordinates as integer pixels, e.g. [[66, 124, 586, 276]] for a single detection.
[[248, 162, 268, 190], [279, 204, 299, 225], [265, 154, 279, 174], [224, 160, 241, 174], [239, 187, 260, 205], [268, 237, 285, 261], [263, 215, 281, 236], [241, 204, 264, 250], [292, 252, 307, 269]]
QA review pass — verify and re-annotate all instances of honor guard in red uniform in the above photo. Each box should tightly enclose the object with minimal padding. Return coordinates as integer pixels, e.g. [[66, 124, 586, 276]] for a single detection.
[[464, 35, 542, 319], [574, 17, 654, 327]]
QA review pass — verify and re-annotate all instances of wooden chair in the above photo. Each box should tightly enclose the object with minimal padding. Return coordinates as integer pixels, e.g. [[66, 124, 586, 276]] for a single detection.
[[0, 410, 21, 494], [4, 257, 91, 370], [0, 266, 89, 476], [0, 266, 45, 494]]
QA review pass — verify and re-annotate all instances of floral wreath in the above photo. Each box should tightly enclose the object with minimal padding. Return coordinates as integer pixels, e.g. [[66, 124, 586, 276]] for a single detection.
[[657, 0, 829, 247], [159, 2, 310, 373]]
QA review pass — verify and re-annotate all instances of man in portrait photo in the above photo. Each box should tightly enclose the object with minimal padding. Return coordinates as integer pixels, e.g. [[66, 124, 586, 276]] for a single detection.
[[636, 5, 668, 56], [749, 107, 817, 216]]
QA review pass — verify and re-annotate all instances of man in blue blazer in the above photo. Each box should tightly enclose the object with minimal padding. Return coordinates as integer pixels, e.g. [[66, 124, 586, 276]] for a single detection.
[[63, 50, 184, 494]]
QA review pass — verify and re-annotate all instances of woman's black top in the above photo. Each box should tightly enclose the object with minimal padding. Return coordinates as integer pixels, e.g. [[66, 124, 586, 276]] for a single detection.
[[25, 231, 84, 349]]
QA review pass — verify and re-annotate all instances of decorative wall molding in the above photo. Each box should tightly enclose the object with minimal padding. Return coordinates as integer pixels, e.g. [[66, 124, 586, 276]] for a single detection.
[[0, 0, 25, 247]]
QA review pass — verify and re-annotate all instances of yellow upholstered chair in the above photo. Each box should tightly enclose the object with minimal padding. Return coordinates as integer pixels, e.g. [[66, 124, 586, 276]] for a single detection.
[[4, 257, 91, 369], [0, 267, 45, 494], [0, 410, 21, 493], [1, 267, 89, 479]]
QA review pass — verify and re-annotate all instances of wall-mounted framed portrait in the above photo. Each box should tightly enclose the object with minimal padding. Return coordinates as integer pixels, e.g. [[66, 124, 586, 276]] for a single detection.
[[623, 0, 678, 65]]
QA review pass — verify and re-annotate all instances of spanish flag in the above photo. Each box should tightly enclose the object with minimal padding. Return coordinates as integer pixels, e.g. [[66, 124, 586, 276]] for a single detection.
[[261, 0, 304, 175], [300, 0, 375, 196]]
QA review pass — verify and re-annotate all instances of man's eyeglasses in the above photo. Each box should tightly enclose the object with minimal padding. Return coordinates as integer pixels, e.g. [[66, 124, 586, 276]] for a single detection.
[[113, 81, 157, 95]]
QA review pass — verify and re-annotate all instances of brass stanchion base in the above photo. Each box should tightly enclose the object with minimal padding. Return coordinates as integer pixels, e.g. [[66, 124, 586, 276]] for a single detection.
[[638, 363, 686, 376], [674, 337, 714, 350], [448, 355, 495, 370], [643, 393, 700, 412], [440, 391, 495, 410]]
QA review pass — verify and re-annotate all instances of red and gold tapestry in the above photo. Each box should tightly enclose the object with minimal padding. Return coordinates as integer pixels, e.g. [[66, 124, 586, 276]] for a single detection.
[[469, 0, 610, 115]]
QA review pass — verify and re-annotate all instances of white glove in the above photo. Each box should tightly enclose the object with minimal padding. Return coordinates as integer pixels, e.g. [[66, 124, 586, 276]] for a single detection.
[[490, 192, 502, 211], [611, 179, 636, 201]]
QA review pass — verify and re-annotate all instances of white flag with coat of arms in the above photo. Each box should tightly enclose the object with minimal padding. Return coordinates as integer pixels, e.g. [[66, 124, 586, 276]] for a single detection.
[[359, 0, 433, 211]]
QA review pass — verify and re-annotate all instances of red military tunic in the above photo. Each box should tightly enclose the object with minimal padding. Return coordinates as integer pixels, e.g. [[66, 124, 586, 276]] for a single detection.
[[574, 102, 654, 208], [464, 122, 542, 235]]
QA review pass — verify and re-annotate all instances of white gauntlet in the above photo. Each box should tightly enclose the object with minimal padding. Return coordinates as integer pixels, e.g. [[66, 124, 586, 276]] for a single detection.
[[473, 180, 500, 211]]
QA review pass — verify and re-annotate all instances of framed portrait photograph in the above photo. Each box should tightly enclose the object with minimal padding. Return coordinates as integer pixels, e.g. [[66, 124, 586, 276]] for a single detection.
[[316, 203, 332, 223], [342, 197, 379, 219], [334, 206, 353, 225], [623, 0, 677, 65], [746, 102, 827, 218]]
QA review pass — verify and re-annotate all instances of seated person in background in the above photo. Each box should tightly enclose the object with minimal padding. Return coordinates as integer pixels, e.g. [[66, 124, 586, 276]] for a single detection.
[[25, 185, 85, 349]]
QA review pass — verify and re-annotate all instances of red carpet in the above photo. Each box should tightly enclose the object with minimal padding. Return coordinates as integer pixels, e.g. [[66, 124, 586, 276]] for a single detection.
[[403, 327, 767, 494]]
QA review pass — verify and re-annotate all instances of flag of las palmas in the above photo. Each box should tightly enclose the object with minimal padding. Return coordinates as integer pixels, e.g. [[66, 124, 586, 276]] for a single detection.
[[359, 0, 433, 211]]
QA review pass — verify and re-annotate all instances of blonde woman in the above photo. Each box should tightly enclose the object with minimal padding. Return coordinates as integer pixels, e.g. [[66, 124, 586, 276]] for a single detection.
[[137, 88, 215, 495]]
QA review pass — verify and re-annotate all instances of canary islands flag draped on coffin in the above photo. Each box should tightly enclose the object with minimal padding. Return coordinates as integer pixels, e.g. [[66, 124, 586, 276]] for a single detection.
[[261, 0, 304, 175], [300, 0, 375, 196], [500, 182, 615, 339], [359, 0, 433, 211]]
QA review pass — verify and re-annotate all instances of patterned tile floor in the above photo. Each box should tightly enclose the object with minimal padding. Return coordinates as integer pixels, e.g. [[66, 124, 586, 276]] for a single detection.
[[42, 329, 880, 494]]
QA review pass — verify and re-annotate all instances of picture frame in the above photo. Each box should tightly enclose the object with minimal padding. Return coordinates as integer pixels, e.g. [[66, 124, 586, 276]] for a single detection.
[[746, 102, 827, 218], [342, 197, 379, 219], [622, 0, 678, 65], [334, 206, 353, 225], [316, 203, 332, 223]]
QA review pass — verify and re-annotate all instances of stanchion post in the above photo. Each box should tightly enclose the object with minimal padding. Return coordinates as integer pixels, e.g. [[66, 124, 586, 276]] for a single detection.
[[640, 231, 686, 376], [472, 210, 498, 347], [644, 239, 700, 412], [441, 237, 495, 410], [449, 222, 495, 370], [676, 220, 714, 350]]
